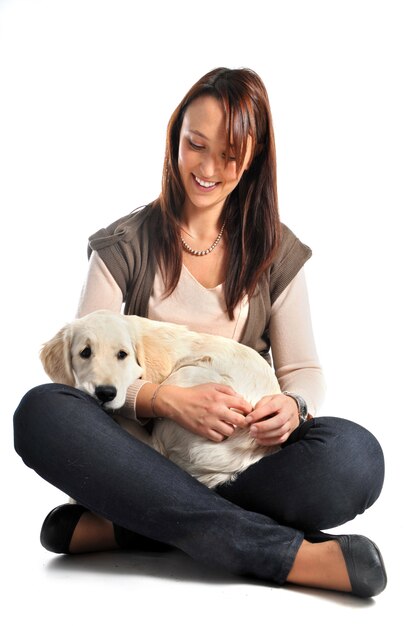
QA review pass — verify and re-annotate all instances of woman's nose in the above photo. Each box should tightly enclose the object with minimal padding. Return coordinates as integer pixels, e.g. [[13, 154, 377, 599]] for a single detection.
[[199, 152, 219, 178]]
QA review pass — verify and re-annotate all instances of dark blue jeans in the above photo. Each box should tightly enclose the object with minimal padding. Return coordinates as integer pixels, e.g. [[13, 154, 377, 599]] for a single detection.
[[13, 383, 384, 585]]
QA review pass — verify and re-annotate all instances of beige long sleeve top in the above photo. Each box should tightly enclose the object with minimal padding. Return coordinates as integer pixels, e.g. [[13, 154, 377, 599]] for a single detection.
[[77, 251, 326, 419]]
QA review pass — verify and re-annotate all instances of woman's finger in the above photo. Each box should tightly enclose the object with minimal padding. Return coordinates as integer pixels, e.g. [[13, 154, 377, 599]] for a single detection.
[[207, 429, 225, 442], [222, 408, 248, 427], [213, 385, 253, 415], [250, 414, 287, 434], [255, 427, 292, 446], [246, 402, 278, 424], [251, 423, 285, 438]]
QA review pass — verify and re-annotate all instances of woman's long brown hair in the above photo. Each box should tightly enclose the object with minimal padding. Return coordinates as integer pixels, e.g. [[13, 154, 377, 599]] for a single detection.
[[152, 67, 281, 319]]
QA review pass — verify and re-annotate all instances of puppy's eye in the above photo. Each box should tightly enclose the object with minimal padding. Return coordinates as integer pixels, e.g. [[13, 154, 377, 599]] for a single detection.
[[117, 350, 128, 360], [79, 347, 92, 359]]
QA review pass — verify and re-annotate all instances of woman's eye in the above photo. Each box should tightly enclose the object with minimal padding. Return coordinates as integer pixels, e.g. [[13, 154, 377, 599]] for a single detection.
[[117, 350, 128, 360], [188, 139, 204, 150], [80, 347, 92, 359]]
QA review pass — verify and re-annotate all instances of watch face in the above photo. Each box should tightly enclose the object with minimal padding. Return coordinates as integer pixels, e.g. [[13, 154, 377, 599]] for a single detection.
[[296, 395, 308, 422]]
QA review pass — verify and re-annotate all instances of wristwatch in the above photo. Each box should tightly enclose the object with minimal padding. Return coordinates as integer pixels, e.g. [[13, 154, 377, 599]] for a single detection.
[[283, 391, 309, 424]]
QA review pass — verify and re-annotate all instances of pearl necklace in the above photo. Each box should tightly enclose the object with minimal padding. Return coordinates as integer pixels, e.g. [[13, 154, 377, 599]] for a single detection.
[[180, 222, 226, 256]]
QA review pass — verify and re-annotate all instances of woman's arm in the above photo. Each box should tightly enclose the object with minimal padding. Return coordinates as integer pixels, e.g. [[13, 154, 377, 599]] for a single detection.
[[76, 251, 124, 318], [269, 267, 326, 415], [246, 268, 326, 445]]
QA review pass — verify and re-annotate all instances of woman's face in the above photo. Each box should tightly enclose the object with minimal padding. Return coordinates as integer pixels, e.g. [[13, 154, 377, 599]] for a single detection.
[[178, 95, 252, 216]]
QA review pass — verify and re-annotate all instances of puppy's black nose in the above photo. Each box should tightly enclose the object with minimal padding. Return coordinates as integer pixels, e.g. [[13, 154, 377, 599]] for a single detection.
[[95, 385, 117, 403]]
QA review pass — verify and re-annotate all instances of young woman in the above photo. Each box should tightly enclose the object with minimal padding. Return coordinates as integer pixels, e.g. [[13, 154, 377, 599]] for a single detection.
[[13, 67, 386, 597]]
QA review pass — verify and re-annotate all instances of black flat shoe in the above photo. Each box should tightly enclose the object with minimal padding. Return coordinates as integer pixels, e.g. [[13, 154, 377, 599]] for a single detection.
[[40, 504, 88, 554], [336, 534, 387, 598]]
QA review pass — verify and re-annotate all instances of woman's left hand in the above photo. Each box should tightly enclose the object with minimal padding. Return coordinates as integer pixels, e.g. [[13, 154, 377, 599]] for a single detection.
[[245, 393, 300, 446]]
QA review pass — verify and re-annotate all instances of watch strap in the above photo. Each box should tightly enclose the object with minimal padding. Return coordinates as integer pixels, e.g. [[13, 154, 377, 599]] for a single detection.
[[282, 391, 309, 424]]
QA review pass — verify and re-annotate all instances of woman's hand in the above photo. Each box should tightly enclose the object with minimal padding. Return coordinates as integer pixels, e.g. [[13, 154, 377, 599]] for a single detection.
[[245, 393, 300, 446], [155, 383, 253, 442]]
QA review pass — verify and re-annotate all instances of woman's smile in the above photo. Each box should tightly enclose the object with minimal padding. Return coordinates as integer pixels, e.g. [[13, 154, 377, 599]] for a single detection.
[[192, 174, 219, 191]]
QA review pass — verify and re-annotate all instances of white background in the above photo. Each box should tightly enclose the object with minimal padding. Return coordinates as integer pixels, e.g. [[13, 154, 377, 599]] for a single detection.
[[1, 0, 416, 624]]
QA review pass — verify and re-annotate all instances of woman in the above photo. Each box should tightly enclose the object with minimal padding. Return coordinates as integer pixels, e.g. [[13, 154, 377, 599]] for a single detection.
[[13, 67, 386, 597]]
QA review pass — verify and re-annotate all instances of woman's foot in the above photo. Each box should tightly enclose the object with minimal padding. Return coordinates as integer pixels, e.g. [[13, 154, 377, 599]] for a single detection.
[[287, 536, 387, 597], [287, 539, 352, 592], [40, 504, 117, 554], [40, 504, 171, 554], [68, 511, 117, 553]]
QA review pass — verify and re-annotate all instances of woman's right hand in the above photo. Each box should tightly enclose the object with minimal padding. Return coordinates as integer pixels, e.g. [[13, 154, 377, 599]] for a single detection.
[[154, 384, 252, 442]]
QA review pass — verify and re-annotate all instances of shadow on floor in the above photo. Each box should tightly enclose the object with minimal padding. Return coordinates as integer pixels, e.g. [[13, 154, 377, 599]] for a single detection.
[[45, 548, 374, 607]]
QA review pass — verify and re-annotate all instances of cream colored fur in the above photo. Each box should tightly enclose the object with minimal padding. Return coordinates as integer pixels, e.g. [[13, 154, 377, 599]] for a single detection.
[[40, 309, 281, 488]]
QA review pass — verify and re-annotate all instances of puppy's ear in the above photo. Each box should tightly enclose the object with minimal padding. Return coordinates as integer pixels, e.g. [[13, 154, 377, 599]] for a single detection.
[[125, 315, 173, 383], [40, 325, 75, 386], [124, 315, 147, 375]]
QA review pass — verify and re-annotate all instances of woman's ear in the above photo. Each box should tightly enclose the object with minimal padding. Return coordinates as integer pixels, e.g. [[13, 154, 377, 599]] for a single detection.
[[40, 325, 75, 386]]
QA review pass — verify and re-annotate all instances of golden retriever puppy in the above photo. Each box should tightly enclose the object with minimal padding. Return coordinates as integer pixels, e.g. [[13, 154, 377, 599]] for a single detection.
[[40, 310, 281, 488]]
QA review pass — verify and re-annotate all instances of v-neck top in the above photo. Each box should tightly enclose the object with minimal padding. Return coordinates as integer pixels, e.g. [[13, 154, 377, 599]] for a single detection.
[[149, 264, 249, 341]]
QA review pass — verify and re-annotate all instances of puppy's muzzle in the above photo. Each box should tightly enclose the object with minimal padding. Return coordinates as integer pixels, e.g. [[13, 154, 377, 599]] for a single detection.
[[95, 385, 117, 404]]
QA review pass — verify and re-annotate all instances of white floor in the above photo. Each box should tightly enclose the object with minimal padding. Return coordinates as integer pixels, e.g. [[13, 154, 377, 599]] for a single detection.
[[3, 542, 404, 626]]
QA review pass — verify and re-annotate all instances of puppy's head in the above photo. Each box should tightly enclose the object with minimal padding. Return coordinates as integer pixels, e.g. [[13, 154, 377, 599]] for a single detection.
[[40, 310, 144, 410]]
